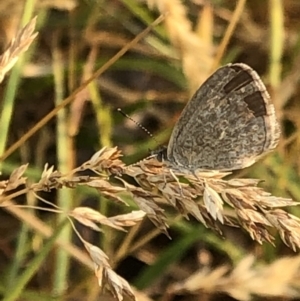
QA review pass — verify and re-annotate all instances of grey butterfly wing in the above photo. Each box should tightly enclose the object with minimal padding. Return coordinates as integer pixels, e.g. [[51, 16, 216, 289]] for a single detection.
[[167, 63, 280, 171]]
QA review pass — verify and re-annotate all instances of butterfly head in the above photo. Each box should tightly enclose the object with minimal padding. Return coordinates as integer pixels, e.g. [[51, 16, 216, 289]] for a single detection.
[[151, 146, 168, 162]]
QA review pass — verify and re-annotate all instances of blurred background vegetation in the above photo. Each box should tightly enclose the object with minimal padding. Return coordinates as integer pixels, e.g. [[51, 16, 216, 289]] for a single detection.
[[1, 0, 300, 300]]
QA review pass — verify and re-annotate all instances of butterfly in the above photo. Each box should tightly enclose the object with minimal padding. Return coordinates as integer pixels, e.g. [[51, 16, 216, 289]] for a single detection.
[[155, 63, 280, 172]]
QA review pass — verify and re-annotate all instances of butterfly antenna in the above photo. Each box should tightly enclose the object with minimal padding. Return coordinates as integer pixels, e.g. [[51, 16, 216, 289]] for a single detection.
[[117, 108, 159, 144]]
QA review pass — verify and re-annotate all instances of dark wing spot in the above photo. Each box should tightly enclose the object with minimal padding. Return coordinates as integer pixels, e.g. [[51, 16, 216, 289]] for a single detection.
[[243, 91, 267, 117], [223, 69, 253, 94]]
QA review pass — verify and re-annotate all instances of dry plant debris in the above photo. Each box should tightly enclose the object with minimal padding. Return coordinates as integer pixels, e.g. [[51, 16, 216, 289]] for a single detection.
[[1, 146, 300, 300]]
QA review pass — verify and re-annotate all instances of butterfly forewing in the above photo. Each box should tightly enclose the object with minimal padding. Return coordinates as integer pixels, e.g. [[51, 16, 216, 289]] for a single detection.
[[166, 63, 280, 171]]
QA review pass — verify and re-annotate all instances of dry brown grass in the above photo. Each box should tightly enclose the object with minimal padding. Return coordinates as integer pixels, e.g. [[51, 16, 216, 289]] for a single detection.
[[147, 0, 214, 92], [170, 255, 300, 300], [1, 146, 300, 300], [0, 17, 37, 83]]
